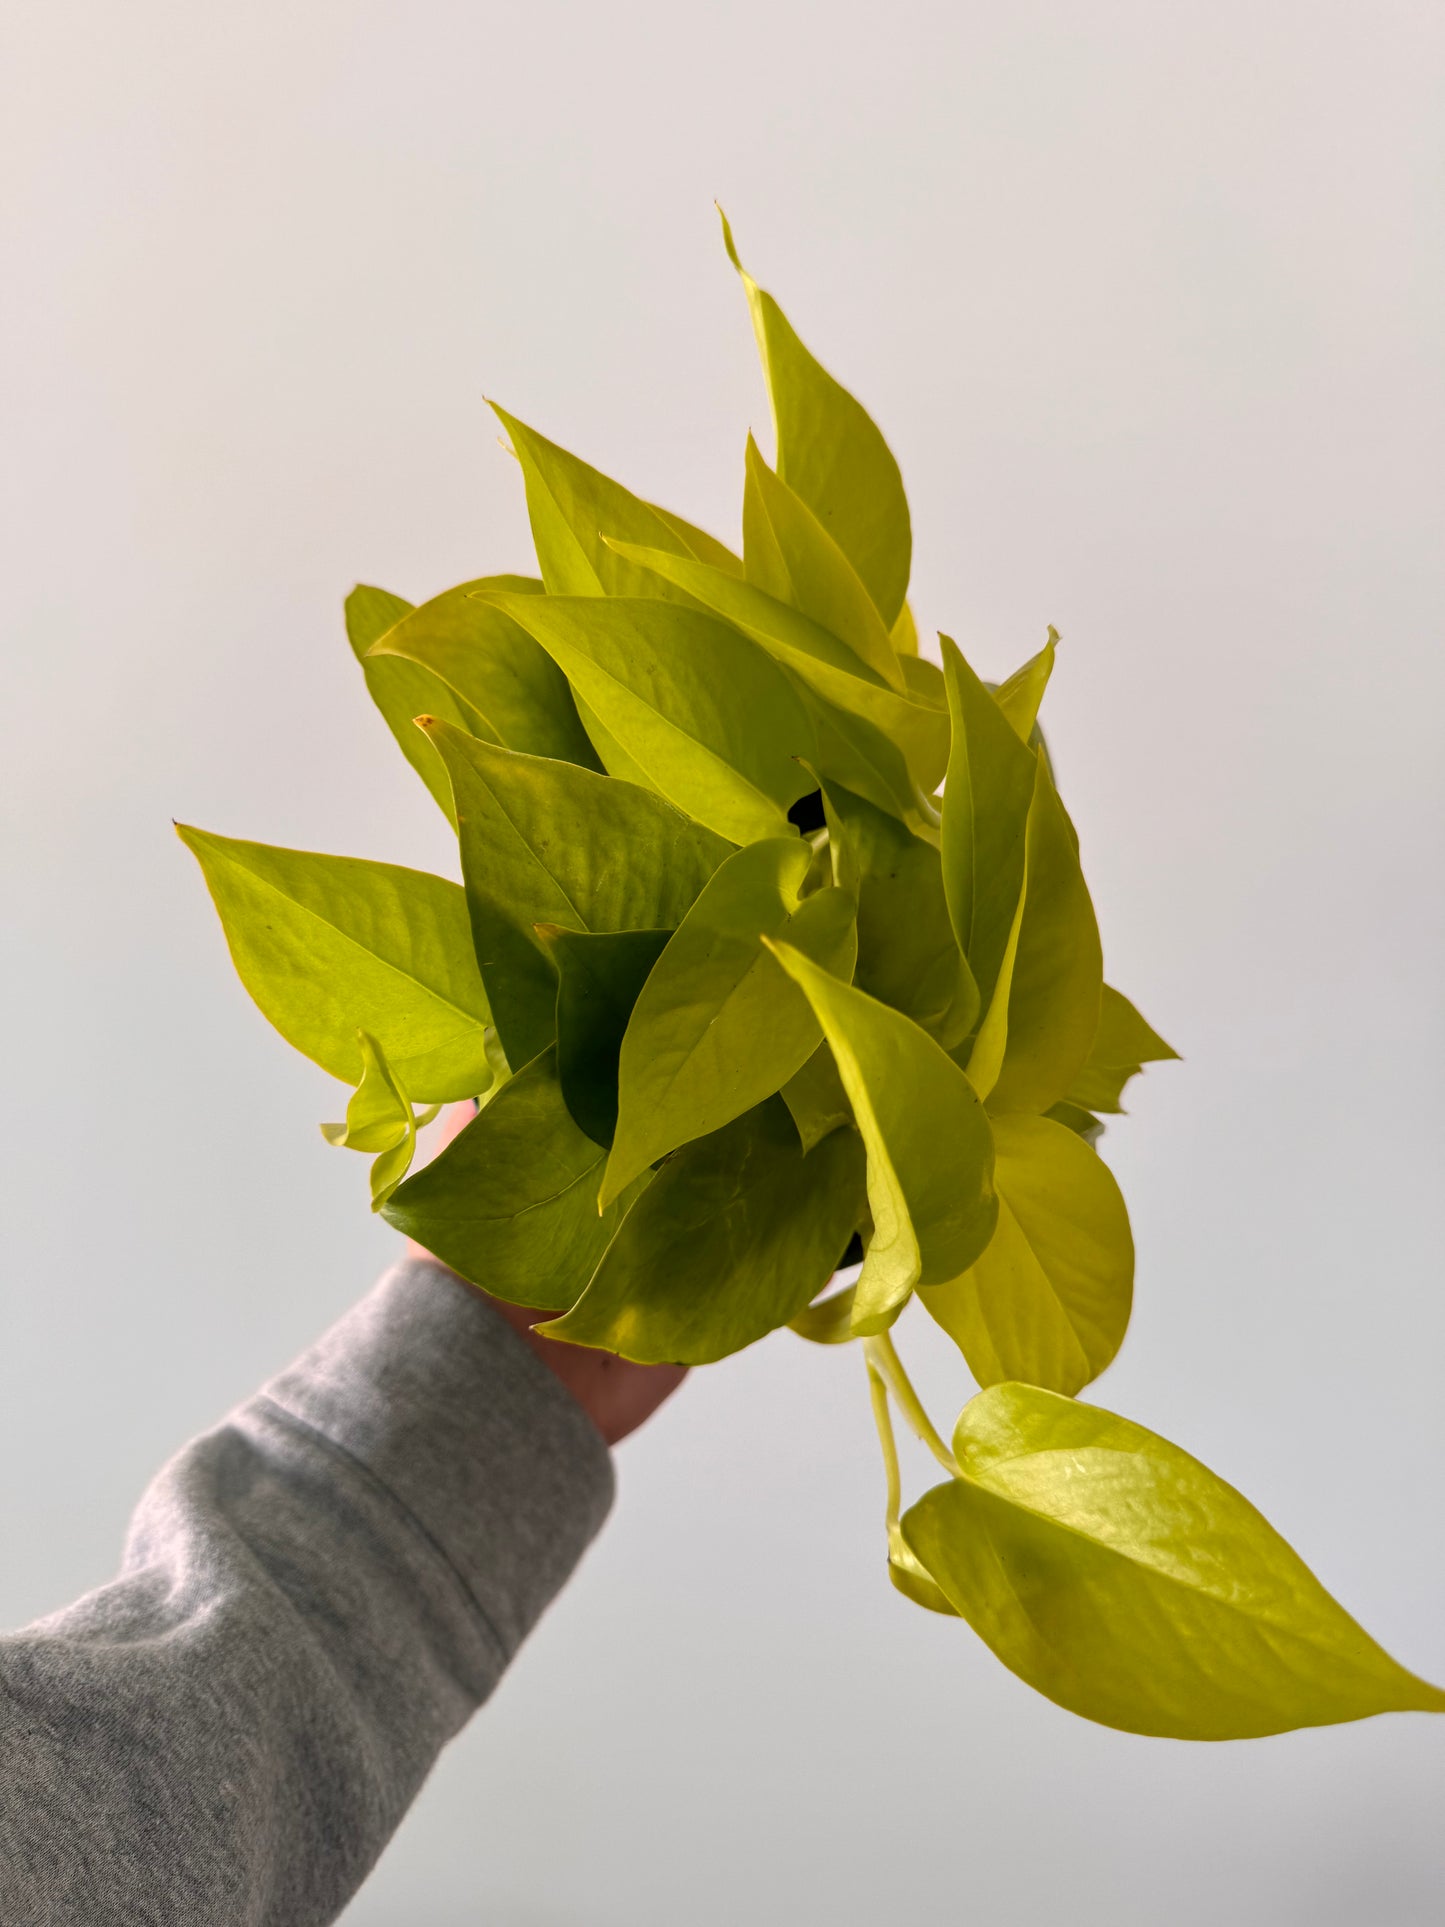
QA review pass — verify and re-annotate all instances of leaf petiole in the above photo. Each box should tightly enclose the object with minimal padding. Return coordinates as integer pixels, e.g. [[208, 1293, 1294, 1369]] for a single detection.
[[863, 1331, 960, 1478]]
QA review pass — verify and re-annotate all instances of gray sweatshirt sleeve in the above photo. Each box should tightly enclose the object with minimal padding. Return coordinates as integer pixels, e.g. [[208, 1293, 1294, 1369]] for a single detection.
[[0, 1256, 615, 1926]]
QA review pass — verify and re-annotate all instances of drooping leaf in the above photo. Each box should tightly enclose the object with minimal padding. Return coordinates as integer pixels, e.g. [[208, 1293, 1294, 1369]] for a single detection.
[[547, 1101, 865, 1364], [539, 925, 671, 1148], [1065, 983, 1180, 1115], [939, 637, 1038, 1017], [780, 1040, 853, 1152], [603, 538, 948, 793], [177, 826, 492, 1101], [740, 436, 904, 689], [602, 839, 858, 1205], [489, 405, 712, 602], [482, 592, 816, 843], [987, 751, 1103, 1116], [822, 775, 978, 1047], [365, 579, 600, 778], [380, 1047, 645, 1310], [765, 944, 996, 1332], [720, 211, 912, 627], [319, 1030, 440, 1208], [920, 1114, 1133, 1394], [421, 722, 732, 1070], [993, 628, 1058, 742], [901, 1383, 1445, 1739]]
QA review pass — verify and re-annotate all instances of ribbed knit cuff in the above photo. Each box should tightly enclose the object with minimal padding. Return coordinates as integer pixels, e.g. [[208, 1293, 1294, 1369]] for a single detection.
[[263, 1258, 615, 1661]]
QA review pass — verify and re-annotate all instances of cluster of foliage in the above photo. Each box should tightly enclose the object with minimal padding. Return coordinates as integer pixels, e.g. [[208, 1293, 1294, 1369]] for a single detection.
[[182, 215, 1443, 1741]]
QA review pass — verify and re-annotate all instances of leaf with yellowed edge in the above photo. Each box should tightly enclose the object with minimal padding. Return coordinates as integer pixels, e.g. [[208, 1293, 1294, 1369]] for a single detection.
[[920, 1113, 1133, 1394], [380, 1047, 647, 1310], [764, 943, 996, 1333], [602, 839, 858, 1206], [1065, 983, 1180, 1114], [548, 1100, 865, 1365], [902, 1382, 1445, 1739], [421, 721, 731, 1072], [741, 436, 905, 690], [720, 209, 912, 628], [177, 825, 493, 1102], [993, 627, 1058, 742], [481, 591, 816, 844]]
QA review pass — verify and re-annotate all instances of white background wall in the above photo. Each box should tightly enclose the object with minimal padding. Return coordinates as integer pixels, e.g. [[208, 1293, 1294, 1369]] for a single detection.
[[3, 3, 1443, 1920]]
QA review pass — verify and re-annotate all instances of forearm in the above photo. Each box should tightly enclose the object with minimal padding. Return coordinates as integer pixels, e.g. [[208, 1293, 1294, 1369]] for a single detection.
[[0, 1258, 614, 1926]]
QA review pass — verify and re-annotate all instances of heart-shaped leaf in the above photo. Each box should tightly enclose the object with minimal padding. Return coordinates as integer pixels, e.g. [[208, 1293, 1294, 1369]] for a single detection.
[[721, 211, 911, 628], [765, 943, 996, 1332], [380, 1047, 645, 1310], [177, 826, 492, 1101], [483, 592, 816, 843], [548, 1100, 865, 1364], [902, 1383, 1445, 1738], [919, 1113, 1133, 1394], [603, 839, 858, 1205], [422, 722, 731, 1071]]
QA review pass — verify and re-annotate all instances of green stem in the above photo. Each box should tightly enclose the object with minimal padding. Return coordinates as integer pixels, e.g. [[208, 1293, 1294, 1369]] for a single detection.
[[864, 1330, 960, 1477], [866, 1357, 902, 1533]]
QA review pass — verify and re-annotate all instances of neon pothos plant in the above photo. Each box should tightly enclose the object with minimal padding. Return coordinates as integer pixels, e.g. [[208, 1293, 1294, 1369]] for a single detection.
[[181, 214, 1444, 1742]]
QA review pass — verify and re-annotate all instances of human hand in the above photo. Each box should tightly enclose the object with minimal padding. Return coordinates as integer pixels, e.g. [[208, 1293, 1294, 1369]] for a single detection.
[[407, 1105, 687, 1446]]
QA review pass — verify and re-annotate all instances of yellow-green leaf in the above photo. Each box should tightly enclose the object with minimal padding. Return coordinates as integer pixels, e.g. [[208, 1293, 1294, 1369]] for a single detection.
[[920, 1114, 1133, 1394], [602, 840, 858, 1206], [765, 944, 996, 1333], [539, 924, 671, 1148], [988, 752, 1103, 1116], [603, 538, 948, 795], [780, 1040, 853, 1153], [902, 1383, 1445, 1739], [365, 579, 599, 783], [720, 211, 911, 627], [823, 775, 978, 1048], [939, 637, 1038, 1017], [482, 592, 815, 844], [178, 826, 492, 1101], [1065, 983, 1180, 1115], [993, 627, 1058, 742], [490, 404, 714, 601], [422, 722, 731, 1071], [380, 1047, 645, 1310], [741, 436, 904, 690], [548, 1101, 865, 1364]]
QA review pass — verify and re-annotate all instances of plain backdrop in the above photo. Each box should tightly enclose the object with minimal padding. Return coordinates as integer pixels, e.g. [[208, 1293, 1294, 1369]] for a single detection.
[[3, 2, 1444, 1921]]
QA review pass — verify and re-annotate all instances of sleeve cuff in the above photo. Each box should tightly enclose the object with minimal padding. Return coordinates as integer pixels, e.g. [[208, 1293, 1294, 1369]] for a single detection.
[[261, 1257, 615, 1661]]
